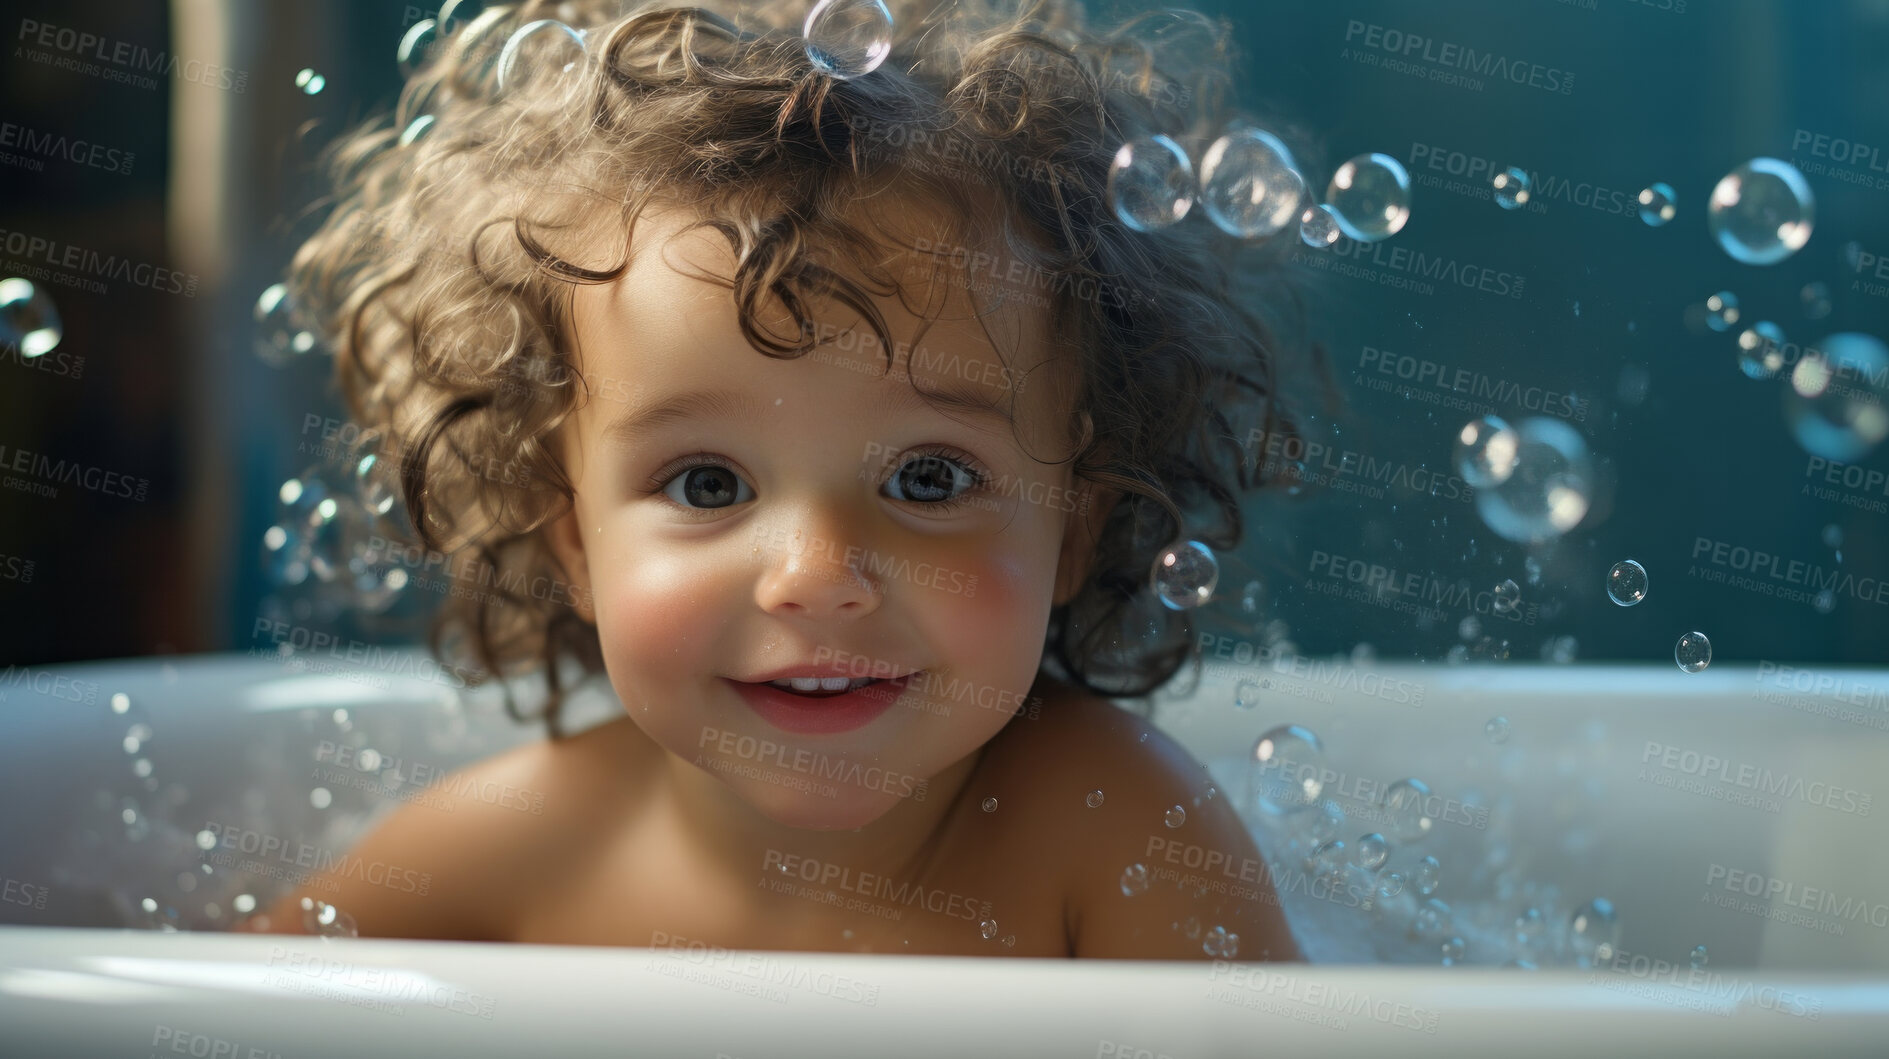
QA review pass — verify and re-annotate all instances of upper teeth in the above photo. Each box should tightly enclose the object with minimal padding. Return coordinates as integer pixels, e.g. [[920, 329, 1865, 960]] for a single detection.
[[767, 676, 874, 692]]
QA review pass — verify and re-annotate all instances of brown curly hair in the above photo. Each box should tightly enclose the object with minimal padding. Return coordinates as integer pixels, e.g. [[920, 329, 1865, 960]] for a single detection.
[[287, 0, 1316, 738]]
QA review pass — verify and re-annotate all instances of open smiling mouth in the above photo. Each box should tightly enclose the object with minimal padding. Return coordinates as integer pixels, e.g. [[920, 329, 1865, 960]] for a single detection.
[[757, 676, 884, 698], [725, 672, 924, 735]]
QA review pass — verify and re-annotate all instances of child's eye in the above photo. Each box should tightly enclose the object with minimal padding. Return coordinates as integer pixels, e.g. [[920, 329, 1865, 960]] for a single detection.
[[656, 461, 756, 509], [882, 449, 989, 507]]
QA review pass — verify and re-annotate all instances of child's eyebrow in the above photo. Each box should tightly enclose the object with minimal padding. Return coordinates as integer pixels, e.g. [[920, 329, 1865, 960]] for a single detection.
[[599, 379, 1016, 450]]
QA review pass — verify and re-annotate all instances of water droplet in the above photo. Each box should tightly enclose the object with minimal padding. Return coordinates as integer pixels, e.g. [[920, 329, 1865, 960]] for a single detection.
[[1784, 333, 1889, 461], [802, 0, 893, 79], [1233, 678, 1262, 710], [1239, 580, 1262, 613], [232, 894, 257, 914], [1198, 128, 1304, 239], [1453, 415, 1520, 488], [1736, 321, 1788, 379], [1001, 934, 1015, 947], [0, 278, 63, 357], [1307, 839, 1347, 879], [1085, 789, 1105, 808], [1491, 579, 1520, 615], [1250, 725, 1327, 813], [1474, 418, 1594, 544], [496, 19, 587, 94], [1440, 935, 1466, 963], [1492, 166, 1531, 210], [1376, 870, 1406, 899], [1151, 539, 1218, 610], [194, 829, 218, 852], [1325, 153, 1411, 242], [1164, 805, 1187, 828], [1705, 290, 1741, 332], [1294, 799, 1345, 845], [1484, 716, 1511, 744], [1607, 559, 1648, 606], [1354, 833, 1389, 870], [1120, 863, 1150, 897], [979, 918, 999, 940], [1380, 778, 1435, 842], [981, 797, 998, 813], [1708, 158, 1814, 265], [1108, 135, 1195, 233], [1298, 203, 1342, 248], [294, 68, 326, 95], [1568, 898, 1619, 965], [1201, 924, 1233, 957], [310, 787, 333, 809], [110, 693, 132, 714], [1690, 944, 1709, 969], [1675, 631, 1712, 673], [300, 898, 359, 938], [1801, 282, 1833, 320], [1413, 855, 1441, 896], [1637, 182, 1677, 226], [1409, 898, 1452, 941]]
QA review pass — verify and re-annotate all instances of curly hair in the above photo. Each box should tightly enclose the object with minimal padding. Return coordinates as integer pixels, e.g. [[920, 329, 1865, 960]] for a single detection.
[[287, 0, 1317, 738]]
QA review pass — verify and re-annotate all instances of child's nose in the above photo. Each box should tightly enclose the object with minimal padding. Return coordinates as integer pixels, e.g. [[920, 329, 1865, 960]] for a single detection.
[[751, 520, 882, 621]]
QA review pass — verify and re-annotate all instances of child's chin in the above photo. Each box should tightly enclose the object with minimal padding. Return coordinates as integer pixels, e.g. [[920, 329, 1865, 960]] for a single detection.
[[740, 786, 902, 832]]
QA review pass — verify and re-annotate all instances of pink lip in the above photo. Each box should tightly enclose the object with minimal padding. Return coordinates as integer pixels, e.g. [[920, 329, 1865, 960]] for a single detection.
[[724, 674, 918, 735]]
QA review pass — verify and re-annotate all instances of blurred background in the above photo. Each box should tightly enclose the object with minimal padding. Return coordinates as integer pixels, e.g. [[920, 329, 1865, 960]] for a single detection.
[[0, 0, 1883, 674]]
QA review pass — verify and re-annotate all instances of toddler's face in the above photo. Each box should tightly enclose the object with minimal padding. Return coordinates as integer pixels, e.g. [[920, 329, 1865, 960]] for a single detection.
[[546, 205, 1111, 831]]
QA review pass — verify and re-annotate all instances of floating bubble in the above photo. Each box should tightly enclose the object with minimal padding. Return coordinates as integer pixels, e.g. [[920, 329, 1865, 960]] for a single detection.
[[1474, 418, 1595, 544], [1736, 321, 1788, 380], [1376, 871, 1406, 899], [438, 0, 485, 32], [979, 917, 999, 940], [1675, 631, 1712, 673], [1568, 898, 1620, 965], [1151, 539, 1217, 610], [1233, 678, 1261, 710], [1492, 167, 1531, 210], [1801, 282, 1833, 321], [1440, 936, 1466, 963], [1453, 415, 1519, 489], [1413, 856, 1441, 896], [1250, 724, 1327, 814], [1690, 945, 1709, 969], [1085, 789, 1105, 808], [1637, 182, 1677, 227], [1458, 616, 1481, 642], [803, 0, 893, 79], [1354, 833, 1389, 870], [0, 278, 63, 357], [1107, 135, 1195, 233], [1491, 579, 1520, 615], [400, 114, 437, 147], [1410, 898, 1452, 942], [254, 284, 315, 366], [1783, 333, 1889, 461], [310, 787, 333, 809], [295, 68, 326, 95], [1164, 805, 1187, 828], [397, 19, 439, 78], [981, 796, 997, 812], [1380, 778, 1435, 842], [1484, 716, 1511, 744], [1606, 559, 1648, 606], [1198, 128, 1304, 239], [1307, 839, 1347, 880], [1294, 799, 1344, 846], [1705, 290, 1741, 332], [1325, 153, 1411, 242], [1708, 158, 1814, 265], [496, 19, 587, 94], [1299, 204, 1341, 248], [1239, 580, 1262, 614], [1120, 863, 1150, 897]]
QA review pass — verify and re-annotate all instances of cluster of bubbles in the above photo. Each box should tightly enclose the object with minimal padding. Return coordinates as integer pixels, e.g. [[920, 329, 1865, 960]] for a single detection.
[[260, 455, 413, 616], [1451, 415, 1595, 544]]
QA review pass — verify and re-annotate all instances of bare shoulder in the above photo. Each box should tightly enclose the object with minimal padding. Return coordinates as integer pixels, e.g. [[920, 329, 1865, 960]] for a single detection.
[[246, 716, 646, 941], [982, 676, 1300, 961]]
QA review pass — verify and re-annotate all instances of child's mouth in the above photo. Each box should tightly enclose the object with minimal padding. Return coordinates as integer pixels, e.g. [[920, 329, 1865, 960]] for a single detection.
[[759, 676, 881, 697]]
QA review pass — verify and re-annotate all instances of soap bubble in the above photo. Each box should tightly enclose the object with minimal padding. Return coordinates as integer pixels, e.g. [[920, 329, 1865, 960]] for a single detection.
[[981, 797, 998, 812], [1380, 778, 1435, 842], [1410, 898, 1452, 941], [1801, 282, 1833, 321], [1783, 333, 1889, 461], [0, 278, 62, 357], [294, 68, 326, 95], [1326, 153, 1410, 242], [1120, 863, 1150, 896], [1736, 321, 1788, 379], [496, 19, 587, 94], [1568, 898, 1620, 965], [397, 19, 439, 78], [1164, 805, 1187, 828], [1108, 135, 1195, 232], [1294, 799, 1345, 845], [1492, 167, 1531, 210], [1491, 579, 1520, 614], [1198, 128, 1304, 239], [1441, 936, 1466, 963], [437, 0, 486, 32], [1675, 631, 1712, 673], [254, 284, 315, 366], [1234, 679, 1261, 710], [802, 0, 893, 79], [1474, 418, 1595, 544], [1250, 724, 1327, 814], [1606, 559, 1648, 606], [1484, 716, 1511, 744], [1086, 789, 1105, 808], [1354, 833, 1389, 870], [1690, 945, 1709, 969], [1151, 539, 1218, 610], [1708, 158, 1814, 265], [1298, 203, 1342, 248], [1453, 415, 1519, 488], [1413, 856, 1441, 896], [1637, 182, 1677, 226], [1705, 290, 1741, 332]]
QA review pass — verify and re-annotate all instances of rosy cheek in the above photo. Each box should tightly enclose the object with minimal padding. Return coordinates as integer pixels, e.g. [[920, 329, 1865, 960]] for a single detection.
[[595, 550, 722, 679]]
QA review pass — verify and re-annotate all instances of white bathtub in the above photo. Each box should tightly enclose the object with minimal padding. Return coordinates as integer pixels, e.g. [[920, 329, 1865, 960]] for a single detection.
[[2, 650, 1887, 1057]]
